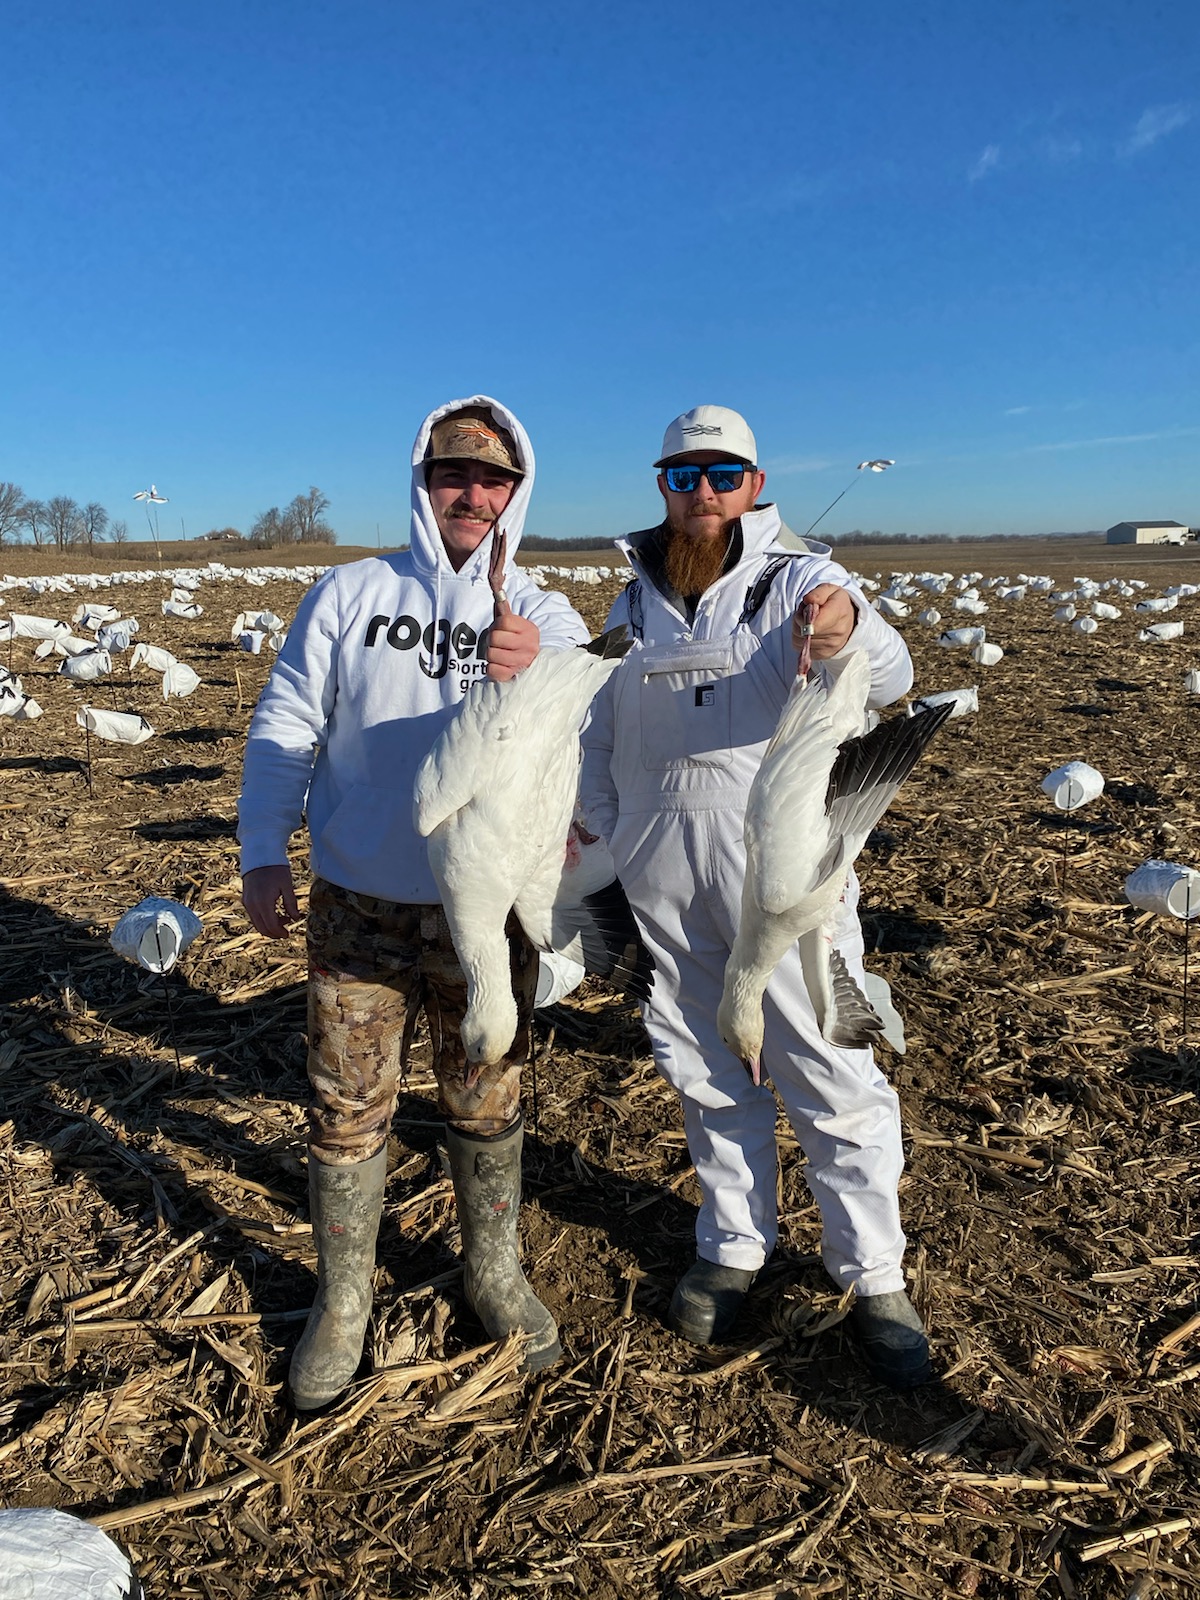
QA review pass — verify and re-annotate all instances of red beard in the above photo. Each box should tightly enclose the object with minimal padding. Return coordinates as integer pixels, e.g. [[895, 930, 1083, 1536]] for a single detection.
[[664, 521, 732, 598]]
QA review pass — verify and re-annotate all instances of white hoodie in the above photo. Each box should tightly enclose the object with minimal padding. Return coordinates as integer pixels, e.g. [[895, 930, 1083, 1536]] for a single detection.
[[237, 396, 589, 903]]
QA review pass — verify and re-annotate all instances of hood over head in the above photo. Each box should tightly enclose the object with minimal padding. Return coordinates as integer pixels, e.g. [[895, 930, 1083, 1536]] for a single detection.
[[410, 395, 534, 581]]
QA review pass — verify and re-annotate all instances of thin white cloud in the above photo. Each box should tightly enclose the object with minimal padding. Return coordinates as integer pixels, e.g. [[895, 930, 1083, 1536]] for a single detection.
[[968, 144, 1001, 182], [1120, 102, 1194, 157], [718, 173, 829, 222], [1042, 134, 1084, 163], [1026, 425, 1200, 454], [1004, 405, 1032, 416]]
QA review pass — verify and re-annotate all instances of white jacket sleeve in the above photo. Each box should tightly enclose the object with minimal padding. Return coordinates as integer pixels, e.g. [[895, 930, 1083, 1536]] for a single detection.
[[828, 590, 914, 707], [237, 571, 340, 873], [510, 578, 590, 650]]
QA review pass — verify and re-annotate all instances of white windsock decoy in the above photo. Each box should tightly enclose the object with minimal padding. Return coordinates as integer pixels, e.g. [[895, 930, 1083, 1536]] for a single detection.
[[1042, 761, 1104, 810], [918, 608, 942, 627], [1073, 615, 1100, 635], [129, 642, 178, 674], [76, 706, 155, 745], [1186, 669, 1200, 695], [1093, 602, 1121, 620], [415, 626, 638, 1068], [972, 641, 1003, 665], [162, 661, 201, 698], [717, 651, 953, 1081], [0, 613, 71, 641], [938, 626, 986, 649], [1125, 861, 1200, 919], [0, 1507, 138, 1600], [1139, 621, 1184, 643], [876, 596, 909, 618], [1054, 604, 1076, 622], [58, 647, 113, 682], [111, 895, 202, 973], [910, 685, 978, 719]]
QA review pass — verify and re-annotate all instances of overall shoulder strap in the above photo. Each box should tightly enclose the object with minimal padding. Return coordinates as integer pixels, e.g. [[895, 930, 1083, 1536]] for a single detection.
[[625, 578, 645, 641], [737, 555, 795, 626]]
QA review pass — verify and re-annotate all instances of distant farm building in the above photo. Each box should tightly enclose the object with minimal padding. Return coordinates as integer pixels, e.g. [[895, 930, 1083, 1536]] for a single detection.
[[1106, 521, 1193, 545]]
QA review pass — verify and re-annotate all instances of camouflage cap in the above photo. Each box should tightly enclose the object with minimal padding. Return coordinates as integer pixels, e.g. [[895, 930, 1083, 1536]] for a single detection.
[[426, 406, 524, 476]]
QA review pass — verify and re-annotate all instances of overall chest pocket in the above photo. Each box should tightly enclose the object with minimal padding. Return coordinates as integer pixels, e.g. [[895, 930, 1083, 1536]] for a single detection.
[[637, 641, 735, 771]]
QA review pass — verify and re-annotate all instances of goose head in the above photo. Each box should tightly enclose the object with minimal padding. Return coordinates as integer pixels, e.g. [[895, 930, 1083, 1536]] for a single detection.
[[717, 984, 764, 1088], [461, 990, 519, 1071]]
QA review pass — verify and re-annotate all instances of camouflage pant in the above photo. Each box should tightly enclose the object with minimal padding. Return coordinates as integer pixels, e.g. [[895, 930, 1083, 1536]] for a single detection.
[[305, 877, 537, 1165]]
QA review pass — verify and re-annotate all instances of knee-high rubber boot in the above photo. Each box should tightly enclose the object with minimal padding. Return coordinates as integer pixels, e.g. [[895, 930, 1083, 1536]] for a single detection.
[[445, 1118, 562, 1372], [289, 1148, 387, 1411]]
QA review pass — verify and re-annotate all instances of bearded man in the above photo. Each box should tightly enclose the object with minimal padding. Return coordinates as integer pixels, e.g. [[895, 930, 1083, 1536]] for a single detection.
[[579, 405, 932, 1389]]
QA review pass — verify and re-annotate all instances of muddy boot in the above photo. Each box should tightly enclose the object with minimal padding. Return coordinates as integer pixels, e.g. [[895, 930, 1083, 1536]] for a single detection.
[[850, 1289, 933, 1389], [289, 1148, 387, 1411], [668, 1258, 757, 1344], [445, 1118, 562, 1373]]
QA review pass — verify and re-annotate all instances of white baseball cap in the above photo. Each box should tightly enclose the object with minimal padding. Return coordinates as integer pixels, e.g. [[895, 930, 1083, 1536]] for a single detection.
[[655, 405, 758, 468]]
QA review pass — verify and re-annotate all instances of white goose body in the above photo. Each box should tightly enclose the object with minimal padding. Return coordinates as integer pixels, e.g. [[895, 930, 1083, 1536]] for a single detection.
[[414, 631, 629, 1067], [718, 651, 951, 1081]]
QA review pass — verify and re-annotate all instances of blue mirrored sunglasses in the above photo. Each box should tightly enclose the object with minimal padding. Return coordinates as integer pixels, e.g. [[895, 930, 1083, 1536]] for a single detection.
[[663, 463, 749, 494]]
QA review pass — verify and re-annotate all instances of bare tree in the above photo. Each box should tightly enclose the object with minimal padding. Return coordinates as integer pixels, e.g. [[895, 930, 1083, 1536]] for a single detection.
[[80, 501, 109, 553], [287, 486, 336, 545], [23, 500, 48, 547], [0, 482, 30, 548], [44, 495, 82, 551], [109, 519, 129, 546], [249, 506, 292, 549]]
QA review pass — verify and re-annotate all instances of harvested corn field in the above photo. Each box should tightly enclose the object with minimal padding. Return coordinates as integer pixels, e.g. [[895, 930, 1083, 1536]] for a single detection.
[[2, 538, 1200, 1599]]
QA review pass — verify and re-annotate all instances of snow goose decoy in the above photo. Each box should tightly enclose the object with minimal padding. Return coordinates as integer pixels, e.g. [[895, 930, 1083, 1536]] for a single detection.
[[717, 650, 953, 1084], [415, 527, 640, 1070]]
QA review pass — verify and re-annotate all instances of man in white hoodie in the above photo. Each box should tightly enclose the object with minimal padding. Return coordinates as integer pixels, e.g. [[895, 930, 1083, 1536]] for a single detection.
[[239, 397, 588, 1408], [579, 406, 932, 1389]]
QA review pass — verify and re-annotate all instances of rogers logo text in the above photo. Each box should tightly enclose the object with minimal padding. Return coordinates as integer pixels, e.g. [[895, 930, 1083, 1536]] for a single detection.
[[364, 612, 491, 685]]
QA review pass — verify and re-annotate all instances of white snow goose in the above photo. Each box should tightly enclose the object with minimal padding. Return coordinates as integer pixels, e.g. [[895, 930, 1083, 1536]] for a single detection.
[[415, 530, 642, 1069], [717, 650, 953, 1084]]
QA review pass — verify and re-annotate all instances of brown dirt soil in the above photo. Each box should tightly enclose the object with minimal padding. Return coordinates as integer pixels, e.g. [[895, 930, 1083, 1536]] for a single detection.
[[2, 538, 1200, 1598]]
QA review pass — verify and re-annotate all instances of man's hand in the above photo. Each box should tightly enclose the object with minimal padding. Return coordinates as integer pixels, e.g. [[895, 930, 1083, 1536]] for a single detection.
[[243, 864, 300, 939], [487, 601, 539, 681], [793, 582, 858, 662]]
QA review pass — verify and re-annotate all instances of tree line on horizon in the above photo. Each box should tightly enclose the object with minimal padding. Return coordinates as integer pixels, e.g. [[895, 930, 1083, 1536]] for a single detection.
[[0, 482, 337, 551]]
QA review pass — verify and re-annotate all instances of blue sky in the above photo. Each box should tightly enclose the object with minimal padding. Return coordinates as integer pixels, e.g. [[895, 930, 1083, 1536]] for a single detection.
[[3, 1, 1197, 544]]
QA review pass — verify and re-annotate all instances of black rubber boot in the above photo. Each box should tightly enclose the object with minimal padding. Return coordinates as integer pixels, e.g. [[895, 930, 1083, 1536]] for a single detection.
[[289, 1148, 387, 1411], [445, 1118, 562, 1373], [668, 1258, 757, 1344], [850, 1289, 933, 1389]]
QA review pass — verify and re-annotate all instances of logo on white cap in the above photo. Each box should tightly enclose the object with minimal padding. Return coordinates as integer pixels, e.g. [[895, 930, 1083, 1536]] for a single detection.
[[656, 405, 758, 467]]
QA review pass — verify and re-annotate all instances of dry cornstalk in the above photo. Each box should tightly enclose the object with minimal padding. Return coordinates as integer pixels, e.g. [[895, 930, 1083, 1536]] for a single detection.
[[1106, 1441, 1172, 1478], [911, 1135, 1045, 1172], [1146, 1309, 1200, 1375], [1080, 1518, 1196, 1563], [942, 1472, 1118, 1497]]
